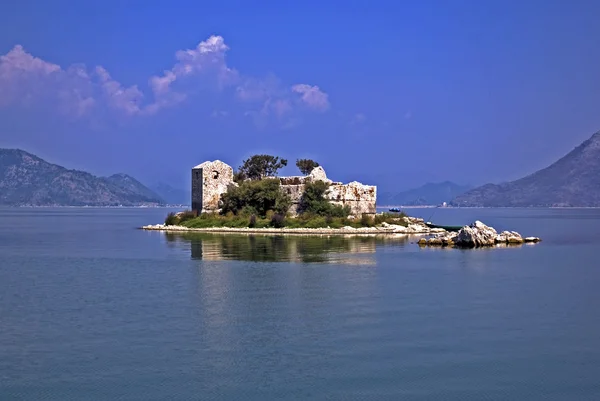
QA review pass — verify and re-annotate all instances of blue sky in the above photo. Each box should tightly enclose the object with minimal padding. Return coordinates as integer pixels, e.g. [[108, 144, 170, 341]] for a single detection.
[[1, 0, 600, 192]]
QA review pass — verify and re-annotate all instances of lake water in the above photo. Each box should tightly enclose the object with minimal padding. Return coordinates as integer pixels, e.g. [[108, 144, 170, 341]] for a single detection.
[[1, 207, 599, 400]]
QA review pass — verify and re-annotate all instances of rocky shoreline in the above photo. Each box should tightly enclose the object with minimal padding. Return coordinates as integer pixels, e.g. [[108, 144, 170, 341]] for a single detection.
[[142, 216, 444, 235], [142, 217, 541, 247]]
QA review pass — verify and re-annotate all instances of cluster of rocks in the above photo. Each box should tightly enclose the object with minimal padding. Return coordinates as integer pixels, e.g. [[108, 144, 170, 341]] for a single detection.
[[418, 221, 541, 248]]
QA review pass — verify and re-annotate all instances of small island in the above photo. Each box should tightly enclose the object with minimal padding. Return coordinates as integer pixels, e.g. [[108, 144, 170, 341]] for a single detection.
[[143, 155, 540, 247]]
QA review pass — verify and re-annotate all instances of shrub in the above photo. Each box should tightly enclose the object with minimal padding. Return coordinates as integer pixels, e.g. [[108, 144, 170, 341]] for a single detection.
[[233, 170, 247, 183], [373, 212, 408, 226], [360, 213, 374, 227], [241, 205, 258, 217], [249, 214, 257, 228], [178, 210, 197, 223], [329, 204, 351, 218], [274, 192, 292, 215], [299, 180, 351, 218], [299, 180, 329, 215], [220, 178, 290, 218], [165, 212, 179, 226], [303, 216, 327, 228], [270, 213, 286, 228]]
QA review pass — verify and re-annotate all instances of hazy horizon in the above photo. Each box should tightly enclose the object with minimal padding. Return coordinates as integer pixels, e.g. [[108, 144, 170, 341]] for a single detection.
[[2, 1, 600, 192]]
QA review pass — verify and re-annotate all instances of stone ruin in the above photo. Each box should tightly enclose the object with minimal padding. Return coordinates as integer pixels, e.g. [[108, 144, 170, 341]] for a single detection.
[[191, 161, 377, 216], [191, 160, 234, 213]]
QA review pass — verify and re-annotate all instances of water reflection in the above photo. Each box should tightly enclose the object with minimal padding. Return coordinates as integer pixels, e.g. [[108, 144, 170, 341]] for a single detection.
[[165, 233, 413, 264]]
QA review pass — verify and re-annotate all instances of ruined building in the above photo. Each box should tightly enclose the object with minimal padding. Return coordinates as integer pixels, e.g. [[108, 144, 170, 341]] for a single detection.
[[191, 160, 234, 213], [191, 160, 376, 216]]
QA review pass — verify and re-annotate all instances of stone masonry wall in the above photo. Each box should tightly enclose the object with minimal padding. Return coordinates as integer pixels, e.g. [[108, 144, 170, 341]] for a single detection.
[[279, 166, 376, 216], [281, 182, 377, 216], [191, 161, 376, 216], [191, 160, 234, 213]]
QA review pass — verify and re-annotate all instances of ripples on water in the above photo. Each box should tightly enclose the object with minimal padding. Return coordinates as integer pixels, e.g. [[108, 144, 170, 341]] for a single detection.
[[0, 207, 599, 400]]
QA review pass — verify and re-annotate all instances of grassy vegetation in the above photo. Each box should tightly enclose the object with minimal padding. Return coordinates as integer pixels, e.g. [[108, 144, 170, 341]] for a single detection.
[[166, 210, 408, 229]]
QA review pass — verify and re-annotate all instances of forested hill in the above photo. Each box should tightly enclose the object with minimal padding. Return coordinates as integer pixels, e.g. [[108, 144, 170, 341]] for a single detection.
[[451, 131, 600, 207], [0, 149, 164, 206]]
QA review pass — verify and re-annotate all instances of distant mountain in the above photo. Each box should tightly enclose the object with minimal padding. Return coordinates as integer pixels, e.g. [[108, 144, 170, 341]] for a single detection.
[[0, 148, 164, 206], [105, 173, 164, 203], [379, 181, 472, 206], [151, 183, 190, 205], [451, 131, 600, 207]]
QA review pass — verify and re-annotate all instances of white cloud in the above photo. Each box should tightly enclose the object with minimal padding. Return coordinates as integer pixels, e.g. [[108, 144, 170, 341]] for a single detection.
[[0, 45, 95, 114], [149, 70, 176, 95], [0, 36, 330, 119], [0, 45, 60, 76], [234, 75, 295, 118], [235, 76, 330, 121], [235, 77, 274, 102], [96, 66, 144, 115], [291, 84, 330, 111], [147, 35, 239, 112]]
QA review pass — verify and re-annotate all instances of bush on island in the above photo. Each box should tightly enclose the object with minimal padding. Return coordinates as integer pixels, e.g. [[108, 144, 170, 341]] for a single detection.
[[298, 180, 350, 218], [220, 178, 291, 218]]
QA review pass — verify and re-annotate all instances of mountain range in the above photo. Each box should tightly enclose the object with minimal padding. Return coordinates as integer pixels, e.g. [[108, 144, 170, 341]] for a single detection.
[[5, 128, 600, 208], [379, 181, 472, 206], [0, 149, 165, 206], [151, 183, 191, 206], [452, 130, 600, 207]]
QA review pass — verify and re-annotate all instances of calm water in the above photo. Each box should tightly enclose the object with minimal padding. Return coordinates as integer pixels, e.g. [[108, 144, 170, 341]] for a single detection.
[[1, 207, 599, 400]]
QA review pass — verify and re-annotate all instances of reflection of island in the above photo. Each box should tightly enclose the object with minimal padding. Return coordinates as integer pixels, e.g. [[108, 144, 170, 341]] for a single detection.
[[165, 233, 412, 264]]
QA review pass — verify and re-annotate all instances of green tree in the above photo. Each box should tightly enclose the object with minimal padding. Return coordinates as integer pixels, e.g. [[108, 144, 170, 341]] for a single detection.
[[296, 159, 320, 175], [233, 170, 247, 184], [220, 178, 291, 217], [299, 180, 350, 218], [238, 155, 288, 180]]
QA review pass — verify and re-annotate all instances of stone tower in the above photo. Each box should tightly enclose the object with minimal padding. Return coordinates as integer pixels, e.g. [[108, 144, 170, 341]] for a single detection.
[[191, 160, 234, 214]]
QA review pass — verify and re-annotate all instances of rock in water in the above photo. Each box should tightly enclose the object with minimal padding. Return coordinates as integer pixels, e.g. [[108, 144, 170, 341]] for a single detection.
[[454, 220, 498, 247], [421, 220, 539, 248], [495, 230, 524, 244]]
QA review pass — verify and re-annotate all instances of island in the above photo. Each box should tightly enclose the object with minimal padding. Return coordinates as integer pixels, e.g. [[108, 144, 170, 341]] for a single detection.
[[143, 155, 540, 248]]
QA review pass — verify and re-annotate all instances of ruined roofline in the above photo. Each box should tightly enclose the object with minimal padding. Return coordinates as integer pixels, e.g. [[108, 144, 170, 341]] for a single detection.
[[193, 160, 228, 169], [191, 160, 375, 187], [191, 159, 376, 216]]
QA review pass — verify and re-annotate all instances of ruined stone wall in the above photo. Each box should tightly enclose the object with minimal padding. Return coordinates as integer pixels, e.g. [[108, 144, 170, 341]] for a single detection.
[[191, 161, 376, 216], [328, 182, 377, 215], [282, 181, 377, 216], [191, 160, 234, 213]]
